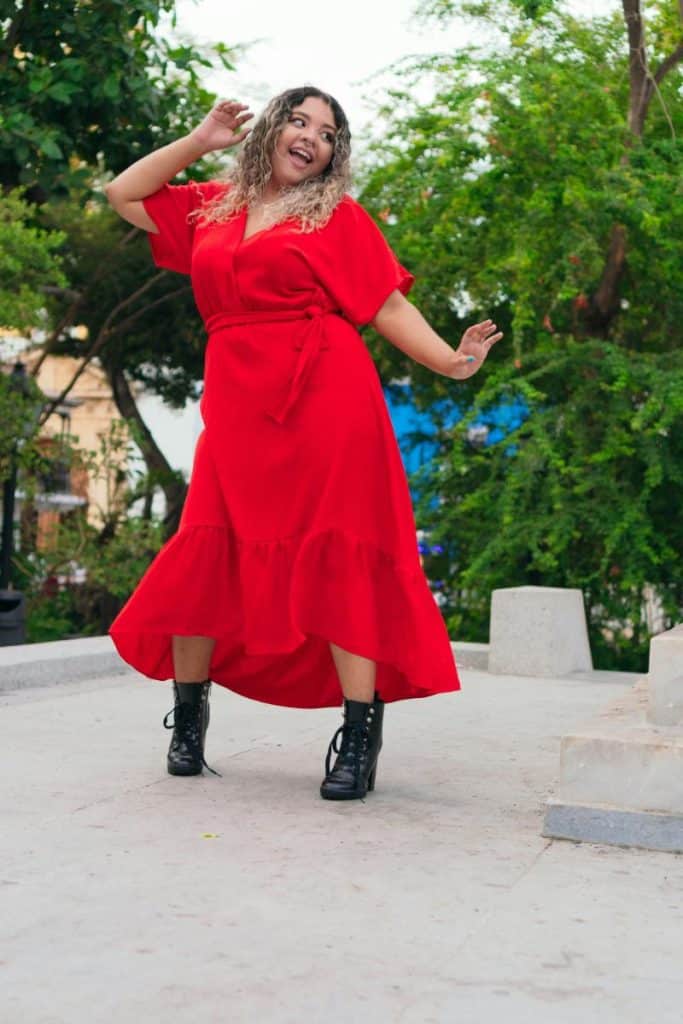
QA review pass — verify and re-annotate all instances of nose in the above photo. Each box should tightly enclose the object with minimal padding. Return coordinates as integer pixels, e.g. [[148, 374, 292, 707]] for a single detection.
[[299, 124, 316, 147]]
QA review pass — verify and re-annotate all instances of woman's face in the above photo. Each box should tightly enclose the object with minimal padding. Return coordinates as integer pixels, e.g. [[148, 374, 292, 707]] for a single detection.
[[270, 96, 337, 189]]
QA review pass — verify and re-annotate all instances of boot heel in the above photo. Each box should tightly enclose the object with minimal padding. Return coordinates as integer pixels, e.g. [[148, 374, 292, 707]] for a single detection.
[[367, 763, 378, 792]]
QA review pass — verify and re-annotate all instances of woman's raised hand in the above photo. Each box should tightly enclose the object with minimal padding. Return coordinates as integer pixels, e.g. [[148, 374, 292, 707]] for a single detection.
[[190, 100, 254, 155], [450, 320, 503, 379]]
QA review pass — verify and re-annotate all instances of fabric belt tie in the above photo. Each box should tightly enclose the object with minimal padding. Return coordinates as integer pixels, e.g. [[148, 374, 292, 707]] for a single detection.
[[205, 308, 333, 425]]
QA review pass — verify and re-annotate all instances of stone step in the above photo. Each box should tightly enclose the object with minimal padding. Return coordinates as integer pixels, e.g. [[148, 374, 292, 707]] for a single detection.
[[543, 678, 683, 852]]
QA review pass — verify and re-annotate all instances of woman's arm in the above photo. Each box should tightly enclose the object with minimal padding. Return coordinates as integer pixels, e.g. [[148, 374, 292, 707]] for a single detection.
[[371, 290, 502, 380], [104, 100, 253, 232]]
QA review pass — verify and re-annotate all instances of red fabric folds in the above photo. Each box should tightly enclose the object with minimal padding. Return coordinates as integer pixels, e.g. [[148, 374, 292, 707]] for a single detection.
[[111, 523, 459, 708]]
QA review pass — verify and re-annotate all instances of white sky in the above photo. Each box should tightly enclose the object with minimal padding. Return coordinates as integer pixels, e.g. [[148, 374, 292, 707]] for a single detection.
[[173, 0, 471, 142], [147, 0, 618, 474], [173, 0, 615, 144]]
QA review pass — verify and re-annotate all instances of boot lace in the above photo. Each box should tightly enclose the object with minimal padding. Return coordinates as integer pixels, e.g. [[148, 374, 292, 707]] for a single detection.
[[325, 721, 369, 778]]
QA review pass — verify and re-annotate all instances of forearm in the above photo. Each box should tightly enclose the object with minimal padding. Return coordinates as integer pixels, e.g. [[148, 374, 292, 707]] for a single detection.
[[371, 297, 459, 378], [105, 132, 207, 203]]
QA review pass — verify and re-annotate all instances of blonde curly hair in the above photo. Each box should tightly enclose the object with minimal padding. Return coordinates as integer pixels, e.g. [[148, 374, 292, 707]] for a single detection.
[[197, 86, 352, 233]]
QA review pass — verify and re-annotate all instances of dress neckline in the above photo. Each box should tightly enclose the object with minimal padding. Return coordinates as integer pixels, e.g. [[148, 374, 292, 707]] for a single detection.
[[240, 206, 276, 245], [239, 207, 301, 245]]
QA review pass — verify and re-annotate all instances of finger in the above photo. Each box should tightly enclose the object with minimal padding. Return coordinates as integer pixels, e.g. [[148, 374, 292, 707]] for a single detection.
[[217, 101, 249, 115], [484, 332, 504, 348], [465, 320, 494, 339], [234, 112, 254, 127]]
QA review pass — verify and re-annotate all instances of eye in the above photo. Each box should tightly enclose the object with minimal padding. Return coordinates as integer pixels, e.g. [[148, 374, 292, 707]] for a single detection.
[[322, 131, 336, 144], [290, 115, 305, 127]]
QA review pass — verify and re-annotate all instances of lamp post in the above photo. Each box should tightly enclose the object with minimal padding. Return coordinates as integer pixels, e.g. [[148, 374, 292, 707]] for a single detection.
[[0, 361, 33, 644]]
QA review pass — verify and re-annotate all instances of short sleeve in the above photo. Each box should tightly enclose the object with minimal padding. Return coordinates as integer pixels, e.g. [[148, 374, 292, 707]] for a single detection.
[[142, 180, 224, 274], [310, 196, 415, 326]]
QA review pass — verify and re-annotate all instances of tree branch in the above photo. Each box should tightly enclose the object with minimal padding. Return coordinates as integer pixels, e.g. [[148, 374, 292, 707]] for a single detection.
[[103, 285, 192, 339], [32, 223, 147, 377], [37, 276, 184, 426], [653, 40, 683, 84]]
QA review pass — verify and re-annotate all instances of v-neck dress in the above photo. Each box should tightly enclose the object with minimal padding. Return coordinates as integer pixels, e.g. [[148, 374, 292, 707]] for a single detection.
[[109, 179, 461, 707]]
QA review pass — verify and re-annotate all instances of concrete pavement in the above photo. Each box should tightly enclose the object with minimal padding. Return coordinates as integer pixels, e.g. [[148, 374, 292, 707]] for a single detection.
[[2, 662, 683, 1023]]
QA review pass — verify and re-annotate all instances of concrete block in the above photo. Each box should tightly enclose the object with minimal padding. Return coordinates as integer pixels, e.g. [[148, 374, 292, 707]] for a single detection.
[[0, 635, 131, 692], [451, 641, 489, 671], [543, 676, 683, 852], [489, 586, 592, 677], [551, 679, 683, 814], [543, 802, 683, 853], [647, 623, 683, 726]]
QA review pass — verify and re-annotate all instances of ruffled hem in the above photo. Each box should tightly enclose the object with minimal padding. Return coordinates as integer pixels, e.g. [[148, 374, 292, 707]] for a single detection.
[[109, 524, 460, 708]]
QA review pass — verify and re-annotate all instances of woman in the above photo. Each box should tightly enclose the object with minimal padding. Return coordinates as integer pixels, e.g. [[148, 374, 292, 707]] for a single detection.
[[106, 86, 501, 800]]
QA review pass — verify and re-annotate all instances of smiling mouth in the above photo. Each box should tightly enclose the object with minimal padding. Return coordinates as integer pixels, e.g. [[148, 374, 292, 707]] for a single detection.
[[289, 147, 313, 166]]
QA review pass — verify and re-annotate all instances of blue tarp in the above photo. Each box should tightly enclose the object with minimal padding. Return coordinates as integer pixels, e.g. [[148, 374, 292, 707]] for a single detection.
[[383, 383, 527, 478]]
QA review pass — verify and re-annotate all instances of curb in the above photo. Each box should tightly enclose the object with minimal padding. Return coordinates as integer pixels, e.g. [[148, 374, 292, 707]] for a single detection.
[[0, 637, 488, 693], [0, 636, 131, 693]]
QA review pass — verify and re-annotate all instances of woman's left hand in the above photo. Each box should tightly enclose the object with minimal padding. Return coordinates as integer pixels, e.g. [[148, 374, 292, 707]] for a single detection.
[[450, 320, 503, 379]]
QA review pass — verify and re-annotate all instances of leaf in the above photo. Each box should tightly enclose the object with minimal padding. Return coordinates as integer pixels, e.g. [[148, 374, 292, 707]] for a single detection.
[[40, 138, 64, 160], [102, 75, 120, 100]]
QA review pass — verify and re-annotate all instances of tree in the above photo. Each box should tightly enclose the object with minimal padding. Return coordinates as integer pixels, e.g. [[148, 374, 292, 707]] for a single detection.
[[35, 196, 206, 531], [0, 188, 65, 329], [1, 1, 237, 534], [0, 188, 64, 477], [360, 0, 683, 669], [1, 0, 232, 199]]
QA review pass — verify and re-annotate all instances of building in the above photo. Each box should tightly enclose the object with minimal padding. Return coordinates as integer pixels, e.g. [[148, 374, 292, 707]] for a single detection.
[[1, 331, 128, 553]]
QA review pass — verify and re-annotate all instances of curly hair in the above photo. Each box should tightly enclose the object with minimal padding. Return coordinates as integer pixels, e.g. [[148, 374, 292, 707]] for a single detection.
[[196, 86, 352, 233]]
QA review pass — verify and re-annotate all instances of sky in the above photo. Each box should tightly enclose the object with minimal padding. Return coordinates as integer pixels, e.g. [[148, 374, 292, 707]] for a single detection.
[[145, 0, 617, 474], [172, 0, 472, 142], [172, 0, 614, 143]]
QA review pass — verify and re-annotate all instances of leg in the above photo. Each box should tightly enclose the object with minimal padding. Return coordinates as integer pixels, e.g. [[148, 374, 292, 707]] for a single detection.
[[321, 642, 383, 800], [329, 641, 376, 702], [166, 635, 217, 776], [172, 635, 216, 683]]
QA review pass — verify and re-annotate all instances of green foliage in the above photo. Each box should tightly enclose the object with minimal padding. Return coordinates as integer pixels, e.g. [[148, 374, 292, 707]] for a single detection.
[[362, 1, 683, 668], [16, 420, 165, 640], [0, 0, 237, 198], [1, 0, 234, 436], [0, 1, 238, 539], [413, 339, 683, 669], [25, 588, 82, 643], [0, 363, 45, 479], [22, 512, 164, 641], [0, 189, 65, 329]]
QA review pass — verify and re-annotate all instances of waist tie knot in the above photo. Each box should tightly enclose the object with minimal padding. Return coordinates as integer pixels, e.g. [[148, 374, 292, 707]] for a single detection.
[[204, 308, 334, 426]]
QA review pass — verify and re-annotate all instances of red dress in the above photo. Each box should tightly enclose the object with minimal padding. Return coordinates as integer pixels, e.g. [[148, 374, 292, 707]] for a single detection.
[[109, 180, 461, 707]]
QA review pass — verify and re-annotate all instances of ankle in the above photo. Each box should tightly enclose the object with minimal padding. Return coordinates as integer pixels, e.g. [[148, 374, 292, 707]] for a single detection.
[[174, 680, 210, 704]]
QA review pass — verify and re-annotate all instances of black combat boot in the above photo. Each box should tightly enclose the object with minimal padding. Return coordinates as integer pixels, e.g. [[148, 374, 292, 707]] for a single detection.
[[163, 680, 219, 776], [320, 693, 384, 800]]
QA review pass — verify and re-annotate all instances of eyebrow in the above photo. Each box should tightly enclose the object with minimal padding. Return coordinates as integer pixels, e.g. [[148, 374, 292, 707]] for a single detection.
[[291, 109, 337, 133]]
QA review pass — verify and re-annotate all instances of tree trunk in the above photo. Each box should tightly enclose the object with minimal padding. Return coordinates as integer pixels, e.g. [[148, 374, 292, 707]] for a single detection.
[[579, 0, 683, 337], [105, 362, 187, 538], [583, 223, 627, 337]]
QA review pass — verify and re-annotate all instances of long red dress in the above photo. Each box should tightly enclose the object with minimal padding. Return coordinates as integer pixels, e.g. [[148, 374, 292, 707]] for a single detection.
[[109, 180, 461, 708]]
